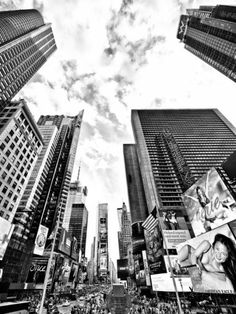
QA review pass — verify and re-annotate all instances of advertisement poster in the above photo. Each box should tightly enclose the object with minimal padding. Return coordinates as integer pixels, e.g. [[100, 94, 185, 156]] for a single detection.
[[177, 224, 236, 294], [164, 255, 189, 278], [117, 259, 129, 280], [151, 273, 192, 292], [26, 257, 48, 284], [144, 225, 166, 275], [183, 168, 236, 236], [160, 211, 191, 249], [0, 217, 14, 260], [34, 224, 49, 256], [142, 250, 151, 286]]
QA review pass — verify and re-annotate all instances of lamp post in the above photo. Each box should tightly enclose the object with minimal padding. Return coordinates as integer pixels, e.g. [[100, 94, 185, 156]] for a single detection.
[[39, 203, 62, 314]]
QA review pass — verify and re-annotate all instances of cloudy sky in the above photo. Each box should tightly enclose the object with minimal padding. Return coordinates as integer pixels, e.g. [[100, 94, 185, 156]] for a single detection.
[[2, 0, 236, 263]]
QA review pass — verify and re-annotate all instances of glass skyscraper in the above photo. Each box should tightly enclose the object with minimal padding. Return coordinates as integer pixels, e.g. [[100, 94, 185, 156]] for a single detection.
[[0, 9, 56, 105], [177, 5, 236, 82]]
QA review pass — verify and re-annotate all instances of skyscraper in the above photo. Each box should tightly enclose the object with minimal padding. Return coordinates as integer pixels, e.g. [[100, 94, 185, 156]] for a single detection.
[[35, 111, 84, 250], [177, 5, 236, 82], [0, 9, 56, 105], [97, 203, 109, 281], [131, 109, 236, 213], [0, 100, 43, 224], [117, 202, 132, 259], [64, 180, 88, 256], [127, 109, 236, 294]]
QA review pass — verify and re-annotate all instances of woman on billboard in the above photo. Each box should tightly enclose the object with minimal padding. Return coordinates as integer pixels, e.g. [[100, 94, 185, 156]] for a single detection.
[[178, 233, 236, 292]]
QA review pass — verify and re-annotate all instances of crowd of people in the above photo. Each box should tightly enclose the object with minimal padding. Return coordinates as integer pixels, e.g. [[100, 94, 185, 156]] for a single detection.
[[13, 284, 235, 314]]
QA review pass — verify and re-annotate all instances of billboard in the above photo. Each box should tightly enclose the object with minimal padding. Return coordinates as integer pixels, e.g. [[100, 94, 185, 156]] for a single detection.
[[26, 256, 51, 284], [144, 225, 166, 275], [183, 168, 236, 236], [176, 15, 189, 41], [151, 273, 192, 292], [58, 229, 72, 256], [117, 259, 129, 280], [177, 224, 236, 294], [0, 217, 14, 261], [160, 211, 191, 249], [34, 224, 48, 256]]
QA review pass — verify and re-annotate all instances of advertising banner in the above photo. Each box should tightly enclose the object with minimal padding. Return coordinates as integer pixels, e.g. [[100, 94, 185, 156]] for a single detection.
[[0, 217, 14, 261], [142, 250, 151, 286], [60, 258, 71, 284], [183, 168, 236, 236], [117, 259, 129, 280], [144, 225, 166, 275], [26, 257, 48, 284], [58, 229, 72, 256], [34, 224, 49, 256], [100, 254, 107, 271], [151, 273, 192, 292], [177, 224, 236, 294], [176, 15, 189, 41], [160, 211, 191, 249]]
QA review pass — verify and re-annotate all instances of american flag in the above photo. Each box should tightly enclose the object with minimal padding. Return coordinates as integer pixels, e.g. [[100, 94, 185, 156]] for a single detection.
[[142, 206, 158, 232]]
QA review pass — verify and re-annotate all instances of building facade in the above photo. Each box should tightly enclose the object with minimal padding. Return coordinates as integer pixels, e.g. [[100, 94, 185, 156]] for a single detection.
[[177, 5, 236, 82], [0, 100, 43, 224], [64, 180, 88, 257], [131, 109, 236, 214], [97, 203, 109, 281], [117, 202, 132, 259], [125, 109, 236, 292], [0, 9, 56, 105]]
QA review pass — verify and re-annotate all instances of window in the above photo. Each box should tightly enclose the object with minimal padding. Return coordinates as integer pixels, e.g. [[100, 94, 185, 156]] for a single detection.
[[6, 163, 11, 170], [6, 150, 10, 157], [8, 190, 13, 198], [3, 200, 8, 208], [1, 171, 7, 179], [0, 157, 6, 165], [0, 143, 6, 150], [2, 186, 7, 194], [5, 136, 10, 143]]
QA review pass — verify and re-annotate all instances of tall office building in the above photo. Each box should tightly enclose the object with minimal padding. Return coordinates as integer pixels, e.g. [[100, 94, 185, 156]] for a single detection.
[[0, 9, 56, 105], [177, 5, 236, 82], [33, 111, 84, 252], [131, 109, 236, 214], [64, 180, 88, 256], [117, 202, 132, 259], [1, 122, 58, 283], [0, 100, 43, 224], [123, 144, 148, 253], [97, 203, 109, 281]]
